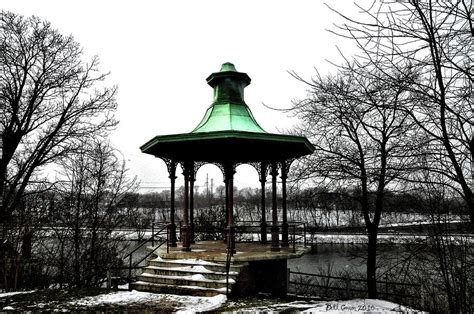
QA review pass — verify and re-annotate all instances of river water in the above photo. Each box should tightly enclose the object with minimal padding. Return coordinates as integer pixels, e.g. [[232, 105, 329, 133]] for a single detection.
[[287, 243, 417, 277], [288, 244, 367, 274]]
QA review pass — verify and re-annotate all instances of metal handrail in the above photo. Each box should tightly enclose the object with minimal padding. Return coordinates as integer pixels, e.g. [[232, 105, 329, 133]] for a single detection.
[[123, 223, 168, 260], [225, 233, 233, 296], [123, 223, 168, 286], [183, 220, 308, 245], [127, 238, 167, 287]]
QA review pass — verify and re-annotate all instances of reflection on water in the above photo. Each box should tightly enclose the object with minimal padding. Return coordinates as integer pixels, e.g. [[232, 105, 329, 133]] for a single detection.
[[289, 244, 367, 274], [288, 243, 413, 275]]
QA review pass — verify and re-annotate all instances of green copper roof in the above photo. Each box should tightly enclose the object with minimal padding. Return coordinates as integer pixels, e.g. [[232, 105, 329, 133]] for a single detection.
[[192, 63, 266, 133], [140, 130, 314, 162], [192, 103, 266, 133], [140, 63, 315, 163]]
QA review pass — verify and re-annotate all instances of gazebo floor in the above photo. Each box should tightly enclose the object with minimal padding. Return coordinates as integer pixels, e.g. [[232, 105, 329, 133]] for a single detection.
[[149, 240, 310, 263]]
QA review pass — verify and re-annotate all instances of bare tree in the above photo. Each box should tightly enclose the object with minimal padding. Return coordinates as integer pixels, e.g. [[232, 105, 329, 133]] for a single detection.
[[329, 0, 474, 222], [289, 63, 418, 298], [0, 12, 118, 224], [45, 140, 137, 287]]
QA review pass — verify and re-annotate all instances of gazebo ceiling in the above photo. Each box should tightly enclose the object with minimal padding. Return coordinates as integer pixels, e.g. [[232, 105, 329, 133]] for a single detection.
[[140, 63, 314, 163]]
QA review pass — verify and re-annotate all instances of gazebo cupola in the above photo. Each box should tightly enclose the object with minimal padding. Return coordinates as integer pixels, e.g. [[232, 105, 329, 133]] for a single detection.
[[141, 63, 314, 253], [193, 62, 265, 134], [208, 62, 250, 104]]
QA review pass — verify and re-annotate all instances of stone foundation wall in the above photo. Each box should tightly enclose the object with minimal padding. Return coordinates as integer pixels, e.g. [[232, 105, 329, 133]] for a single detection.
[[232, 259, 288, 297]]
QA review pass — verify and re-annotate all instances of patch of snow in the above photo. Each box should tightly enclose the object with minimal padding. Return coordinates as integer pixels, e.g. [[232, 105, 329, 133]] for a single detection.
[[141, 272, 236, 284], [69, 290, 153, 306], [0, 290, 36, 298], [147, 265, 237, 275], [301, 299, 417, 313], [176, 294, 226, 313], [67, 290, 227, 312], [190, 274, 206, 281], [117, 283, 129, 290], [309, 233, 474, 244], [232, 298, 419, 313]]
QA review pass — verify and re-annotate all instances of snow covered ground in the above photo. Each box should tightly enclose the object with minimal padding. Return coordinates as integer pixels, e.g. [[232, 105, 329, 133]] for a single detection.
[[68, 291, 226, 313], [1, 289, 421, 312], [303, 299, 417, 313], [0, 289, 226, 312], [225, 298, 420, 313]]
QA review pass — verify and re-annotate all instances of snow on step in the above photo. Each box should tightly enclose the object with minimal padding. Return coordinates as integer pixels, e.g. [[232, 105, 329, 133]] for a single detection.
[[153, 257, 223, 265], [132, 281, 228, 297], [140, 272, 236, 284], [151, 257, 244, 270], [135, 281, 227, 292], [145, 265, 238, 276]]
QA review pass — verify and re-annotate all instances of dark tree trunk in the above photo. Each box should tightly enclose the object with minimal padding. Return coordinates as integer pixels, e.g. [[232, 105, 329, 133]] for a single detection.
[[367, 226, 378, 298]]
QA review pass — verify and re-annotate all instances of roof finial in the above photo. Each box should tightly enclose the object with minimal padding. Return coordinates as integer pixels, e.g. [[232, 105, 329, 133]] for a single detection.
[[220, 62, 236, 72]]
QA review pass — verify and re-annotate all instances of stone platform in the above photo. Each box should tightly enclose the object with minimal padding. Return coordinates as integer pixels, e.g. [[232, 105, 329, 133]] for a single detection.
[[156, 240, 310, 262], [131, 241, 310, 297]]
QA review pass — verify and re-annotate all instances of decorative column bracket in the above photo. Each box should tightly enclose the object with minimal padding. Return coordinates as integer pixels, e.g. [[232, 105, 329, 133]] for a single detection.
[[162, 158, 178, 247], [189, 161, 204, 244], [251, 162, 270, 244]]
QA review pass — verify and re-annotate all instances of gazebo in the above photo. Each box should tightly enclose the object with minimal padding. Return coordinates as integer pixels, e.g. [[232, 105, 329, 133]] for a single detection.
[[140, 63, 314, 254]]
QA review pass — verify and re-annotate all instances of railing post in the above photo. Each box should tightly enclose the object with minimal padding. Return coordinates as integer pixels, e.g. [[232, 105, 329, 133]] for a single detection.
[[286, 268, 290, 294], [346, 277, 351, 299], [167, 224, 170, 254], [128, 255, 132, 291], [151, 222, 155, 247], [107, 268, 111, 289], [303, 223, 307, 246], [293, 225, 296, 253]]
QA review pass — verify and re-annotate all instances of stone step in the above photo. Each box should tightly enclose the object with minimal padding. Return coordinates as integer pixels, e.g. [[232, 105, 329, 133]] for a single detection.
[[142, 265, 238, 280], [132, 257, 244, 297], [137, 272, 235, 289], [130, 281, 228, 297], [147, 258, 244, 273]]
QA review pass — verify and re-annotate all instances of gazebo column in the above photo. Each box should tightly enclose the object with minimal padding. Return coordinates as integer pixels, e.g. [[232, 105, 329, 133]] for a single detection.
[[259, 162, 268, 244], [224, 163, 236, 254], [189, 162, 195, 244], [270, 162, 280, 252], [181, 162, 191, 251], [223, 176, 229, 243], [165, 159, 177, 247], [280, 160, 289, 247]]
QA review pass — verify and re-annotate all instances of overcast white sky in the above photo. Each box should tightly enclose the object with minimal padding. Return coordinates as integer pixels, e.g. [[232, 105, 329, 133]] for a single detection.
[[2, 0, 363, 192]]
